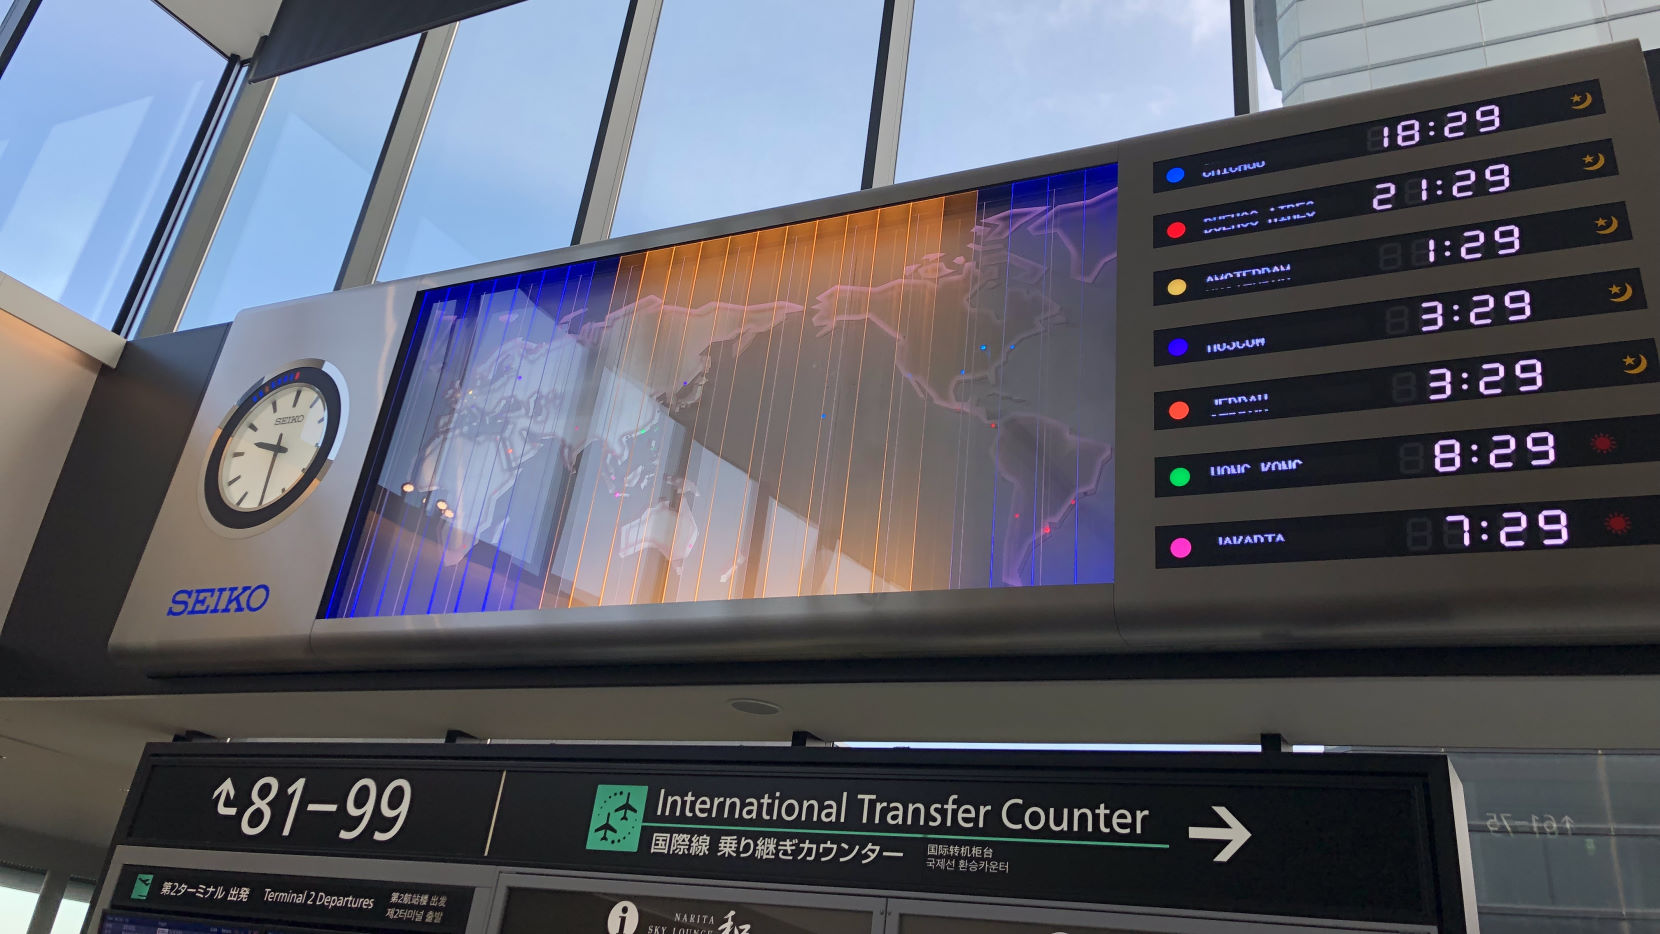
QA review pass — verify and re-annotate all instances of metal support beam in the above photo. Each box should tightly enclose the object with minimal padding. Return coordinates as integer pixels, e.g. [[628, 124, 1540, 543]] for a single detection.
[[865, 0, 914, 189], [136, 70, 274, 338], [0, 0, 43, 83], [337, 24, 457, 290], [23, 871, 65, 934], [1231, 0, 1252, 115], [574, 0, 664, 244], [116, 56, 241, 338]]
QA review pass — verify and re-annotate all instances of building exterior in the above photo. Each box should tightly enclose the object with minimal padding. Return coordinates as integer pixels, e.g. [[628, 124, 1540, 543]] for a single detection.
[[1261, 0, 1660, 104]]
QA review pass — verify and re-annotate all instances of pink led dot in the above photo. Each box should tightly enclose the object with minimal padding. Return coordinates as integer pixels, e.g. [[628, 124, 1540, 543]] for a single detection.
[[1169, 537, 1193, 560]]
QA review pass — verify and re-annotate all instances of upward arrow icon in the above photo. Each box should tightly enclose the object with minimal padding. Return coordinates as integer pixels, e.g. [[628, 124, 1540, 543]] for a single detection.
[[213, 778, 237, 816], [1189, 806, 1251, 862]]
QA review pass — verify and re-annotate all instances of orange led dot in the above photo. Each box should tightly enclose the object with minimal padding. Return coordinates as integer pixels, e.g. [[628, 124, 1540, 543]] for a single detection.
[[1168, 400, 1191, 421]]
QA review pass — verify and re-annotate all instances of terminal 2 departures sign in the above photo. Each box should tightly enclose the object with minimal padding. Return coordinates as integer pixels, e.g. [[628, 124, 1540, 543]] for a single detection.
[[106, 744, 1477, 932]]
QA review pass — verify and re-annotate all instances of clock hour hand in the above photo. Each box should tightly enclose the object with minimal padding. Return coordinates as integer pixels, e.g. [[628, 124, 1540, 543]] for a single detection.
[[258, 432, 284, 506], [253, 438, 290, 455]]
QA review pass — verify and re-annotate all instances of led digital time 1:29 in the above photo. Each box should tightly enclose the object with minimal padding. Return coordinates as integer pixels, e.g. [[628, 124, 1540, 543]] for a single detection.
[[1155, 204, 1630, 304]]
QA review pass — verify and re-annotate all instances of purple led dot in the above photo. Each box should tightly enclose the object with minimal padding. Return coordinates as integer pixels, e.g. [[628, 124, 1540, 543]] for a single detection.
[[1169, 537, 1193, 560], [1167, 337, 1190, 357]]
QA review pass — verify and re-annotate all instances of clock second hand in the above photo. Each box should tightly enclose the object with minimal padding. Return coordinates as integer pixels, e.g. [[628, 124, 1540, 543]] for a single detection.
[[254, 432, 288, 506]]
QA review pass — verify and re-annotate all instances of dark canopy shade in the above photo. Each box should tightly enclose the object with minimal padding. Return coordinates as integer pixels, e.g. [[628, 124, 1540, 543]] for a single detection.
[[251, 0, 528, 80]]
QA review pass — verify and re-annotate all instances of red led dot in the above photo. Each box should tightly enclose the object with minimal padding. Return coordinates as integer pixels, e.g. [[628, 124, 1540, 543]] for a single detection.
[[1166, 221, 1188, 240], [1042, 524, 1052, 535], [1591, 433, 1618, 454], [1168, 400, 1191, 421], [1606, 513, 1632, 534]]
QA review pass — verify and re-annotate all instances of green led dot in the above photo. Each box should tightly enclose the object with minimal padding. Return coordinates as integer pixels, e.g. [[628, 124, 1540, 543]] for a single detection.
[[1169, 467, 1192, 488]]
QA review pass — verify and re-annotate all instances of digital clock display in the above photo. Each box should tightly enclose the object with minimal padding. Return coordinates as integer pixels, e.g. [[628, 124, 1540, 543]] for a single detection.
[[1157, 496, 1660, 568], [1156, 414, 1660, 496], [1154, 204, 1631, 305], [1155, 270, 1645, 365], [1153, 80, 1602, 191], [1155, 340, 1658, 428], [1154, 141, 1616, 248]]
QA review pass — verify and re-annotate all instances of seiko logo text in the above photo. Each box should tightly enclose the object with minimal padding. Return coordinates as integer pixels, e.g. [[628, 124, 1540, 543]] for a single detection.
[[273, 414, 305, 425], [167, 585, 270, 616]]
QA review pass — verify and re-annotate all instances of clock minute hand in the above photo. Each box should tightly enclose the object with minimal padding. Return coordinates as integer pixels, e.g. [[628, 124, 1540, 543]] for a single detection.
[[258, 432, 284, 506]]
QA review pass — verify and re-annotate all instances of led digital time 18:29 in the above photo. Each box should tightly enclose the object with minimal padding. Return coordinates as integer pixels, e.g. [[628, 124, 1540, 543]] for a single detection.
[[1369, 105, 1501, 150]]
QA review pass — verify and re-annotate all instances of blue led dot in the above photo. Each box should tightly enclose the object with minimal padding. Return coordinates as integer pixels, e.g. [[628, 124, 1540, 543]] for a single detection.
[[979, 344, 988, 351], [1168, 337, 1190, 357], [1165, 166, 1186, 184]]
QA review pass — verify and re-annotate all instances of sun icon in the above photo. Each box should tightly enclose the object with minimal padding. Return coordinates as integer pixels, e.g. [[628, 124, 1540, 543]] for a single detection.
[[1591, 433, 1618, 454], [1605, 513, 1632, 535]]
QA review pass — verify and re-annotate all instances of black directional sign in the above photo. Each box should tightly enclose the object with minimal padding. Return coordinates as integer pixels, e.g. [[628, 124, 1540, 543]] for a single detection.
[[108, 865, 472, 934], [114, 743, 1473, 931]]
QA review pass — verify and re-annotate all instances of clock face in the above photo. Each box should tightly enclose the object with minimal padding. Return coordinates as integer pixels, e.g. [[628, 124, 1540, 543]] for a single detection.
[[203, 364, 343, 531], [218, 383, 329, 511]]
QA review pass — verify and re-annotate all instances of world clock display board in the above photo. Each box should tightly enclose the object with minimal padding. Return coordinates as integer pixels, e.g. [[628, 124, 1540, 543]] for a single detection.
[[107, 42, 1660, 672]]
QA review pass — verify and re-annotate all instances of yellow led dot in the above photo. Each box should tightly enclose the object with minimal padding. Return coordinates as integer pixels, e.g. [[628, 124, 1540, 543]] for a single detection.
[[1166, 277, 1188, 297]]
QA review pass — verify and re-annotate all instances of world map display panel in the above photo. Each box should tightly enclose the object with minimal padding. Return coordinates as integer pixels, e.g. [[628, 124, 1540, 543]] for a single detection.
[[326, 164, 1117, 618]]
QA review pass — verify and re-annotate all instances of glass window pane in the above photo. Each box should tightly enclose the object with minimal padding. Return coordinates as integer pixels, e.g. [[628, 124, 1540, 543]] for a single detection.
[[897, 0, 1237, 181], [49, 894, 89, 934], [379, 0, 630, 281], [0, 0, 223, 329], [177, 38, 418, 331], [0, 864, 43, 932], [610, 0, 882, 237]]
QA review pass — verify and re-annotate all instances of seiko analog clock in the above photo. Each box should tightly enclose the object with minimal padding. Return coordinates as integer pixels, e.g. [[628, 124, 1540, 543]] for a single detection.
[[202, 362, 345, 531]]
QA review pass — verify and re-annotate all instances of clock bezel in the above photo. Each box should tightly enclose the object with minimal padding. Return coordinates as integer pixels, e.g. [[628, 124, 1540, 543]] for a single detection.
[[201, 361, 345, 534]]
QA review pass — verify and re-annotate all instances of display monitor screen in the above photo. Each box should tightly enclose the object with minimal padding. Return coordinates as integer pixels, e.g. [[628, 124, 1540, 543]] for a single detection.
[[1154, 270, 1644, 365], [101, 914, 262, 934], [1156, 341, 1658, 429], [328, 165, 1119, 617], [1158, 495, 1660, 567], [1153, 80, 1603, 191], [1154, 203, 1631, 305], [1154, 140, 1618, 248]]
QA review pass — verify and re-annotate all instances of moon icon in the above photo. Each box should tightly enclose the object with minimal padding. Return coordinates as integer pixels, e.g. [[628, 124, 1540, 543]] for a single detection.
[[1584, 153, 1606, 171], [1571, 91, 1596, 110], [1611, 283, 1635, 303], [1597, 216, 1622, 235], [1625, 353, 1649, 375]]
